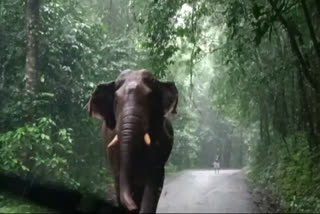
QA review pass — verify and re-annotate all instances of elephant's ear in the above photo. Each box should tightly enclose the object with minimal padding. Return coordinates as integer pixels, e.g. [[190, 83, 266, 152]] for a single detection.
[[157, 81, 178, 117], [85, 81, 116, 129]]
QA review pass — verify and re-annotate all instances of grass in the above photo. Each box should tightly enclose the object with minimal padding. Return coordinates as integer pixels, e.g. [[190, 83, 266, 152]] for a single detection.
[[0, 194, 52, 213]]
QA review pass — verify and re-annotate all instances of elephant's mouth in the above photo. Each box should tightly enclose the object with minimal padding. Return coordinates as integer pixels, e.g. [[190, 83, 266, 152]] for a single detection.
[[107, 133, 152, 148]]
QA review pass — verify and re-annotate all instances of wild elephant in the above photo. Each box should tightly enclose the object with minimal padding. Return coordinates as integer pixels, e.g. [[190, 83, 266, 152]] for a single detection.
[[85, 69, 178, 213]]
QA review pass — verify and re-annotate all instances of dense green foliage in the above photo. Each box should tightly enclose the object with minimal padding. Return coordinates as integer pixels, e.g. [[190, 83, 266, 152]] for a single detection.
[[135, 0, 320, 212], [2, 0, 319, 213], [0, 117, 75, 185], [1, 0, 143, 211], [217, 1, 320, 212]]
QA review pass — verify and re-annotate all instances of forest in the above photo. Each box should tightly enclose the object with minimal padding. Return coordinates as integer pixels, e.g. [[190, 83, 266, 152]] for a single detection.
[[0, 0, 320, 213]]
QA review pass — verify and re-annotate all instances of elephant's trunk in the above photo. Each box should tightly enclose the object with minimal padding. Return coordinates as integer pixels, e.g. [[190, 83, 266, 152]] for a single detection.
[[118, 110, 146, 212]]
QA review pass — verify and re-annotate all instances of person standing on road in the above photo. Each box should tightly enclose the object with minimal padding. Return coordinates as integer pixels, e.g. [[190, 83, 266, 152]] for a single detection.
[[212, 157, 220, 174]]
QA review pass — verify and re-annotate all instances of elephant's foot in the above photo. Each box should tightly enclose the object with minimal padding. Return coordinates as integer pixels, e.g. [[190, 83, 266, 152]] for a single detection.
[[121, 190, 138, 212]]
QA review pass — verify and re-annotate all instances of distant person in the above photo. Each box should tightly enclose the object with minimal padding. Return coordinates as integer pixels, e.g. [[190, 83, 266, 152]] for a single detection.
[[212, 160, 220, 174]]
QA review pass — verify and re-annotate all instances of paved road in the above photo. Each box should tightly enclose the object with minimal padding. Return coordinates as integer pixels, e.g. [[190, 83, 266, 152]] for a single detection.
[[157, 169, 259, 213]]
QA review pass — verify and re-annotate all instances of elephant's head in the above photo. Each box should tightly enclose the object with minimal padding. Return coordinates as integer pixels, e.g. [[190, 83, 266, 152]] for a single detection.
[[86, 69, 178, 211]]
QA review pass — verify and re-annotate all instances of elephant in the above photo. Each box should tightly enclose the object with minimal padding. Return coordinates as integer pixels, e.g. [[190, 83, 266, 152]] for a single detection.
[[85, 69, 178, 213]]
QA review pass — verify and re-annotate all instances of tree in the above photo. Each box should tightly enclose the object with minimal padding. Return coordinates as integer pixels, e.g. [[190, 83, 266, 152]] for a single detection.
[[25, 0, 40, 93]]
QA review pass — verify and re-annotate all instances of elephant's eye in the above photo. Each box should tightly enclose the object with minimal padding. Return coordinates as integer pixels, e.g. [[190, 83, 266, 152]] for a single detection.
[[143, 77, 154, 87], [115, 79, 125, 90]]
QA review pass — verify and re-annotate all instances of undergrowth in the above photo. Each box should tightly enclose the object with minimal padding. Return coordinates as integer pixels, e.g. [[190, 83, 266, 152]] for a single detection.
[[246, 132, 320, 213]]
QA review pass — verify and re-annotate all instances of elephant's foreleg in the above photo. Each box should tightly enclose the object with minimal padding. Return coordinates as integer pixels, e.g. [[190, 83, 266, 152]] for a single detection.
[[106, 146, 121, 206], [114, 179, 121, 206], [132, 184, 144, 210], [139, 167, 165, 213]]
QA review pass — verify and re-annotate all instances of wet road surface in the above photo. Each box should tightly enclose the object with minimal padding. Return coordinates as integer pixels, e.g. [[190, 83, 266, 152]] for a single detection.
[[157, 169, 259, 213]]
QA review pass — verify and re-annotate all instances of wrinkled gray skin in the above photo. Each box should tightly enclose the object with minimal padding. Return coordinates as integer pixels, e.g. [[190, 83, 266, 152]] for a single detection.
[[86, 70, 178, 213]]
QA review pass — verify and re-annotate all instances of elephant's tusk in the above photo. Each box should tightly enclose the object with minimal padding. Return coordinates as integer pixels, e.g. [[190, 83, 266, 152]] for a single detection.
[[144, 133, 151, 146], [108, 135, 119, 148]]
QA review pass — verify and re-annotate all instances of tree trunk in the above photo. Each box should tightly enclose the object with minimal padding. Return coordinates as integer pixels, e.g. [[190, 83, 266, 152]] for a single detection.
[[238, 138, 243, 168], [297, 67, 317, 150], [268, 0, 319, 94], [222, 140, 232, 168], [25, 0, 40, 94], [314, 0, 320, 18], [300, 0, 320, 63]]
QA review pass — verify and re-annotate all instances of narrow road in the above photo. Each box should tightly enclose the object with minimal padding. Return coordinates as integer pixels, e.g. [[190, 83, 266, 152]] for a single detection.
[[157, 169, 259, 213]]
